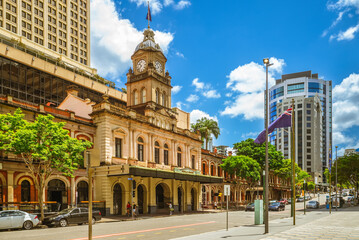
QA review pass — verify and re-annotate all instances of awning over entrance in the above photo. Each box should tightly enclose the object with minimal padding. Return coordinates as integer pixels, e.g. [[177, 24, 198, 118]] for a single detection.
[[108, 166, 223, 184]]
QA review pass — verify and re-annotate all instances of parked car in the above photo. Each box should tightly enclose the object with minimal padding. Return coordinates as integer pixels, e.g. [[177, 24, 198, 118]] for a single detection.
[[297, 197, 304, 202], [245, 203, 255, 212], [279, 198, 288, 204], [288, 198, 292, 204], [269, 200, 279, 204], [306, 200, 319, 209], [268, 202, 285, 211], [42, 207, 101, 227], [304, 195, 311, 200], [0, 210, 40, 230]]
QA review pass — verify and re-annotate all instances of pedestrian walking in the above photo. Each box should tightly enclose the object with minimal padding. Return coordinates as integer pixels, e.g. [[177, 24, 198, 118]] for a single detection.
[[168, 202, 174, 215], [126, 202, 131, 217], [133, 203, 137, 218], [214, 201, 218, 209]]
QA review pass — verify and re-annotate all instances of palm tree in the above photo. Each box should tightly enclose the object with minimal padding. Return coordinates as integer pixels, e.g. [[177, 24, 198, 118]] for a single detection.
[[191, 117, 220, 150]]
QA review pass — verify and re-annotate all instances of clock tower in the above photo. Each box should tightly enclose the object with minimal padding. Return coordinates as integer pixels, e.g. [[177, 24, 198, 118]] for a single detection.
[[126, 27, 173, 115]]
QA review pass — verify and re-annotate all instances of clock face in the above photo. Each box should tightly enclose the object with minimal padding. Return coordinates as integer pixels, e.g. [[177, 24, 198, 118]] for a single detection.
[[136, 59, 146, 72], [155, 61, 162, 74]]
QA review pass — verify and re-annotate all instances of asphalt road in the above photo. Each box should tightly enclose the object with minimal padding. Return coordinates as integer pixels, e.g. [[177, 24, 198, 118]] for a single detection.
[[0, 202, 330, 240]]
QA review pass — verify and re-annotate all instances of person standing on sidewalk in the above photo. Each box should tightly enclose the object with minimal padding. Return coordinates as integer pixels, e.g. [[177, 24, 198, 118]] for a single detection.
[[126, 202, 131, 217]]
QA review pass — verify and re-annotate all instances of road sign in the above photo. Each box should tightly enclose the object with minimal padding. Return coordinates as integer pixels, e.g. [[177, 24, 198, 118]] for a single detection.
[[224, 185, 230, 196]]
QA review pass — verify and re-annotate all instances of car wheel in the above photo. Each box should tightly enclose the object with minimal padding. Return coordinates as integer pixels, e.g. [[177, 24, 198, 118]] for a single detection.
[[92, 217, 96, 225], [78, 223, 84, 225], [23, 220, 33, 230], [59, 219, 68, 227]]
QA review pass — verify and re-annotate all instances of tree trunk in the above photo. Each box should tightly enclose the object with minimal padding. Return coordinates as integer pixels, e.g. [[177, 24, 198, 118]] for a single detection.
[[38, 185, 45, 221], [205, 137, 209, 150], [250, 190, 254, 203]]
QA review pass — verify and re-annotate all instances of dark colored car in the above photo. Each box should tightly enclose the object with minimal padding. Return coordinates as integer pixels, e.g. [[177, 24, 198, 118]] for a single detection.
[[245, 203, 255, 211], [269, 202, 285, 211], [42, 207, 101, 227]]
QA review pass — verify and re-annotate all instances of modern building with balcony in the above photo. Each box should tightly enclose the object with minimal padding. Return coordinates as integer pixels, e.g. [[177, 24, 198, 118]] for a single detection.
[[269, 71, 332, 183]]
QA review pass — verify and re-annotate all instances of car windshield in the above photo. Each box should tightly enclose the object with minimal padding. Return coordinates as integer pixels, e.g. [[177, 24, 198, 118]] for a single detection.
[[248, 203, 254, 206], [271, 203, 280, 206], [308, 201, 316, 204], [59, 208, 73, 214]]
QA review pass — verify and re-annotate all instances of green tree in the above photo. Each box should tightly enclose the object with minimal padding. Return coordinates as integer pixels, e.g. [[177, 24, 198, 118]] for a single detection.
[[191, 117, 220, 150], [0, 109, 92, 220], [221, 155, 261, 202], [233, 138, 285, 172]]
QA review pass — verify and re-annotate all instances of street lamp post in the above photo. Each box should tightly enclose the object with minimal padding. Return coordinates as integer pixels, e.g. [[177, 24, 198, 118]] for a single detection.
[[263, 58, 272, 234], [86, 151, 93, 240], [335, 146, 338, 211]]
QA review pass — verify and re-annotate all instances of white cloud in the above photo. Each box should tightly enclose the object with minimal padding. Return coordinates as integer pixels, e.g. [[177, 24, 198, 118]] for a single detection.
[[192, 78, 205, 90], [203, 90, 221, 98], [172, 85, 182, 94], [90, 0, 174, 79], [332, 24, 359, 41], [325, 0, 359, 40], [174, 0, 191, 10], [221, 57, 285, 120], [241, 131, 259, 139], [186, 94, 199, 102], [225, 92, 233, 97], [221, 92, 264, 119], [129, 0, 162, 14], [176, 101, 183, 109], [190, 109, 218, 124], [175, 51, 185, 58], [333, 73, 359, 131]]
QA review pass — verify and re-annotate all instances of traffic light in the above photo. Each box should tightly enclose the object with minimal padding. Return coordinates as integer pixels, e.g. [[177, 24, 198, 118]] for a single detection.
[[133, 191, 135, 197], [218, 193, 222, 197], [133, 180, 136, 189], [214, 193, 219, 196]]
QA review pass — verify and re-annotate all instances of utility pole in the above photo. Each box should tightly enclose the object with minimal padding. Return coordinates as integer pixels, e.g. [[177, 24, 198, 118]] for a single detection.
[[291, 98, 296, 225], [329, 145, 332, 214], [87, 151, 93, 240], [303, 180, 306, 215]]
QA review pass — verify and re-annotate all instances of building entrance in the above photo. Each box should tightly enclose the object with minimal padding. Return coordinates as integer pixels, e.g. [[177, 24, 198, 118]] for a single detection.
[[156, 184, 165, 209], [178, 187, 183, 213], [113, 183, 122, 215], [47, 179, 67, 211], [191, 188, 195, 211], [137, 185, 144, 214]]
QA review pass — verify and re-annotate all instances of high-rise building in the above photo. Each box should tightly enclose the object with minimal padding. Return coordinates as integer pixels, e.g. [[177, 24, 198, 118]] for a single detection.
[[269, 71, 332, 183], [0, 0, 91, 71]]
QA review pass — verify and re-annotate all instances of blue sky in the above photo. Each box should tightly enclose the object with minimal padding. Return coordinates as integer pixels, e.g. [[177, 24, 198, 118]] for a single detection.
[[90, 0, 359, 155]]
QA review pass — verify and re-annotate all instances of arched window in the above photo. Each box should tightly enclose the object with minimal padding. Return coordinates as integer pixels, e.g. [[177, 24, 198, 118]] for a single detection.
[[137, 137, 144, 161], [141, 88, 146, 103], [202, 163, 206, 175], [177, 147, 182, 167], [154, 141, 160, 164], [217, 166, 222, 177], [21, 180, 31, 202], [191, 155, 195, 169], [211, 164, 215, 176], [134, 90, 138, 105], [155, 89, 159, 104], [164, 144, 169, 165], [162, 93, 165, 106]]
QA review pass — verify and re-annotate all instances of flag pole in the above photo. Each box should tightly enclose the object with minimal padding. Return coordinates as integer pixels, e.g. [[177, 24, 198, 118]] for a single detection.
[[147, 1, 150, 29]]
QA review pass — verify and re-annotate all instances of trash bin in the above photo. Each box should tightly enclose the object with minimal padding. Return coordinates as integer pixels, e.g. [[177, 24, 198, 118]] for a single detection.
[[254, 199, 263, 225]]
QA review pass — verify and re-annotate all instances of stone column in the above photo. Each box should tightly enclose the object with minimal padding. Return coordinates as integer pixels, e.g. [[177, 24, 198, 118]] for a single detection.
[[7, 171, 14, 203], [71, 177, 75, 207]]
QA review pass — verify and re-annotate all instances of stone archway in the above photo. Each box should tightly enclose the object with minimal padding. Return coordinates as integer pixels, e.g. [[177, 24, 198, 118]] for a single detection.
[[113, 183, 123, 215], [155, 183, 171, 213], [47, 179, 67, 211], [177, 187, 184, 213], [137, 184, 146, 214]]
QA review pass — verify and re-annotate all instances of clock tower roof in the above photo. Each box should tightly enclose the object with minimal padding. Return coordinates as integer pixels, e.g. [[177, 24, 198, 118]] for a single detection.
[[134, 28, 163, 54]]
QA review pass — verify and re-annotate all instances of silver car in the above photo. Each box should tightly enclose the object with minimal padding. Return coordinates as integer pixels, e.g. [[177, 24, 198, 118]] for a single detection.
[[306, 200, 319, 209], [0, 210, 40, 230]]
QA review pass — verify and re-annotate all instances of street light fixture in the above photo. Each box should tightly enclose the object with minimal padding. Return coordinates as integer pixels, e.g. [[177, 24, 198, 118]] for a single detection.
[[335, 146, 338, 211], [86, 151, 93, 240], [263, 58, 272, 234]]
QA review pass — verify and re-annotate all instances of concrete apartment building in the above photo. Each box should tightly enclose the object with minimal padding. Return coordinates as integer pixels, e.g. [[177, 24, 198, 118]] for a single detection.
[[269, 71, 332, 183], [0, 0, 92, 72]]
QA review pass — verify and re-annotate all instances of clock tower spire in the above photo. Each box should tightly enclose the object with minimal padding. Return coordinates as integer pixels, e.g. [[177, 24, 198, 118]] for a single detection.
[[126, 27, 173, 116]]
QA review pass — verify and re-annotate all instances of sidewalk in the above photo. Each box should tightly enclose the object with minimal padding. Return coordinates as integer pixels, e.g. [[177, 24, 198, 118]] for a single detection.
[[173, 206, 359, 240]]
